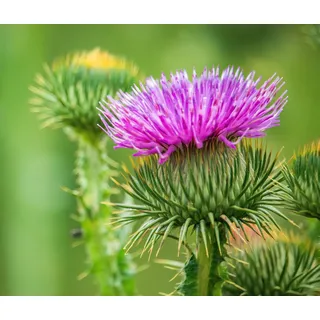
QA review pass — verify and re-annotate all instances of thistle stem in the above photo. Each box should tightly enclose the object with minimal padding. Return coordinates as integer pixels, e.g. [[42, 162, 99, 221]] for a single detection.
[[197, 227, 227, 296], [197, 240, 212, 295], [75, 133, 135, 296]]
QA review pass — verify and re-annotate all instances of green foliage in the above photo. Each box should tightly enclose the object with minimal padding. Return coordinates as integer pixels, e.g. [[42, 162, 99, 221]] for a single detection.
[[224, 238, 320, 296], [281, 142, 320, 220], [112, 140, 291, 255], [30, 62, 137, 135], [176, 254, 198, 296]]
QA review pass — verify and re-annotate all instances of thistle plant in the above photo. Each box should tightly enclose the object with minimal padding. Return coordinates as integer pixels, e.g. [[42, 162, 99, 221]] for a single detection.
[[99, 66, 292, 295], [281, 141, 320, 220], [30, 48, 140, 295]]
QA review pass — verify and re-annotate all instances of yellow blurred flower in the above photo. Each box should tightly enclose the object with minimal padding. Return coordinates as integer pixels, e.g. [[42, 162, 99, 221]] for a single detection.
[[54, 47, 139, 76]]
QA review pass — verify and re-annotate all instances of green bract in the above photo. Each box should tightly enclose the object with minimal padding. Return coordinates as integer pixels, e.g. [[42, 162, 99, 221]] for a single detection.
[[281, 141, 320, 219], [224, 236, 320, 296], [112, 140, 291, 256], [30, 48, 139, 135]]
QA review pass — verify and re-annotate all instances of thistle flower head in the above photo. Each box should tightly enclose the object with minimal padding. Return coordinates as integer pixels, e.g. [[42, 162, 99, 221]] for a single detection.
[[105, 67, 290, 256], [30, 48, 140, 135], [281, 140, 320, 219], [99, 66, 287, 163], [224, 234, 320, 296]]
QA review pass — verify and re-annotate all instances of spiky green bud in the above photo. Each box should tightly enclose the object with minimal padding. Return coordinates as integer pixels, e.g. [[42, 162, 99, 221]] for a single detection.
[[224, 235, 320, 296], [112, 140, 291, 256], [30, 48, 139, 135], [281, 141, 320, 219]]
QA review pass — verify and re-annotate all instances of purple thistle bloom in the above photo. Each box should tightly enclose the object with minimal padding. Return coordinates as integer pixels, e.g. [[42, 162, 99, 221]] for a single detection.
[[99, 66, 287, 164]]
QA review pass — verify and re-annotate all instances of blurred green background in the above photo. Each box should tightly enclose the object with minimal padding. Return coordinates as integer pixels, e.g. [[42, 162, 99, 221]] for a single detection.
[[0, 24, 319, 296]]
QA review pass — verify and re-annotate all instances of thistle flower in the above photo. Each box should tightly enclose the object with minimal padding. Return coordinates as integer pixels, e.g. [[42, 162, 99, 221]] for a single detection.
[[30, 48, 139, 135], [99, 67, 287, 164], [281, 140, 320, 219], [224, 234, 320, 296], [101, 67, 290, 257]]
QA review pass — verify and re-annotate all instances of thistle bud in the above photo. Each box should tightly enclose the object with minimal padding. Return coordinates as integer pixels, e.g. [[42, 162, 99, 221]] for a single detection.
[[30, 48, 139, 136], [282, 141, 320, 220], [224, 235, 320, 296]]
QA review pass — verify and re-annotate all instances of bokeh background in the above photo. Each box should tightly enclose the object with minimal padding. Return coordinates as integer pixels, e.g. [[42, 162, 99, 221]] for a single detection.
[[0, 24, 319, 296]]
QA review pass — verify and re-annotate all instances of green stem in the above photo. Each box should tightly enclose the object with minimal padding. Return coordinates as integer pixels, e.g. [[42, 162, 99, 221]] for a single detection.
[[75, 133, 135, 296], [197, 240, 212, 296], [197, 227, 227, 296]]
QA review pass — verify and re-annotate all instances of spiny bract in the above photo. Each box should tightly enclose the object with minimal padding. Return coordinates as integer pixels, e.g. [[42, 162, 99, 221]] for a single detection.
[[281, 140, 320, 219], [112, 140, 291, 256], [30, 48, 139, 135]]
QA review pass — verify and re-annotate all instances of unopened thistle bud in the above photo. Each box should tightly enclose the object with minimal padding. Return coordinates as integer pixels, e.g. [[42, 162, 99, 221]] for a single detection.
[[30, 48, 139, 135], [281, 141, 320, 220], [99, 66, 289, 255], [224, 234, 320, 296]]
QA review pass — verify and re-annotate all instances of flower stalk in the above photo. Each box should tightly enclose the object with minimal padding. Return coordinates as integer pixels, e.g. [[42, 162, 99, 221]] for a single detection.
[[197, 238, 213, 296], [196, 227, 227, 296]]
